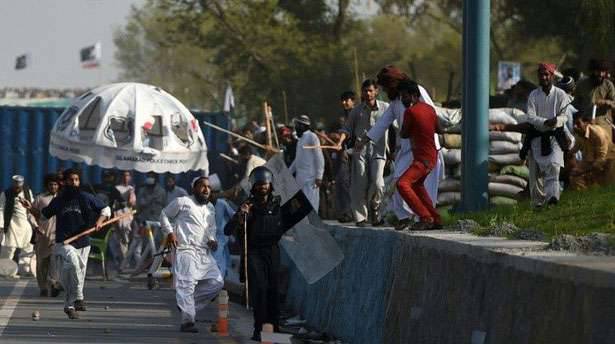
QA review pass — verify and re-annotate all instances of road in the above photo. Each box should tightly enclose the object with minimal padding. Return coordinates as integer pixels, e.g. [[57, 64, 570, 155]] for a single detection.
[[0, 275, 255, 344]]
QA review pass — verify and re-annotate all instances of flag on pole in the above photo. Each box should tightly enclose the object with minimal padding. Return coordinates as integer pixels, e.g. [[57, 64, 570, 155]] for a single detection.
[[15, 54, 29, 70], [80, 42, 102, 68], [223, 84, 235, 113]]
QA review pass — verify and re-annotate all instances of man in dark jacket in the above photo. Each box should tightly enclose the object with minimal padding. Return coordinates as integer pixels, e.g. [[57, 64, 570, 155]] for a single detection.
[[224, 166, 309, 341], [26, 168, 110, 320]]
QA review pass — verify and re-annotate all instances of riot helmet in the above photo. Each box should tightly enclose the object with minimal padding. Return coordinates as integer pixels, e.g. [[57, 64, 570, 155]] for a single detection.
[[249, 166, 274, 187]]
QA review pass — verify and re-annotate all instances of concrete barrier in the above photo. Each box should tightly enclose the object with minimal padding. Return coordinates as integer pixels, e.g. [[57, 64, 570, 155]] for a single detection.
[[284, 222, 615, 344]]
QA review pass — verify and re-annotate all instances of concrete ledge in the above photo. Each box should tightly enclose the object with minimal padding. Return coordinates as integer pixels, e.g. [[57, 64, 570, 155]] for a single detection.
[[284, 222, 615, 344]]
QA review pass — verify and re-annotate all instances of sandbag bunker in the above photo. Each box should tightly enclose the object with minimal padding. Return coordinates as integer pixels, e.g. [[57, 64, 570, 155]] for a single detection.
[[436, 107, 529, 209]]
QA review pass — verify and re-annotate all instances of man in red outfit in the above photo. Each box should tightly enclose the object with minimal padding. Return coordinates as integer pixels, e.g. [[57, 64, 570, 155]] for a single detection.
[[396, 79, 441, 230]]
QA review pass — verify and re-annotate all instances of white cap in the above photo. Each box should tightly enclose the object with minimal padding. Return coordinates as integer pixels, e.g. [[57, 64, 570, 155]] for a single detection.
[[12, 175, 24, 185]]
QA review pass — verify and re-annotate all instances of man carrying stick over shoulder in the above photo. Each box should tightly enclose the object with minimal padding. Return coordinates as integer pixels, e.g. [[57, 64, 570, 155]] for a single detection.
[[160, 176, 223, 333], [24, 168, 110, 320]]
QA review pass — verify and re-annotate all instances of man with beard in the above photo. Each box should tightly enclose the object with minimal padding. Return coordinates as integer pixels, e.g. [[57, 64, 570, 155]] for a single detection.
[[356, 65, 444, 231], [0, 175, 35, 277], [26, 169, 110, 319], [573, 59, 615, 155], [289, 115, 325, 212], [224, 166, 310, 341], [160, 176, 223, 333], [32, 174, 62, 297]]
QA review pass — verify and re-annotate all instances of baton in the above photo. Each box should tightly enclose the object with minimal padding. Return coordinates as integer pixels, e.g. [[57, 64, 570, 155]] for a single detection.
[[243, 214, 249, 310], [63, 210, 136, 245]]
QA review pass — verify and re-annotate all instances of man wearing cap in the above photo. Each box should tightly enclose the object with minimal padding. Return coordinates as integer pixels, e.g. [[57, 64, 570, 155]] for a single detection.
[[356, 65, 444, 230], [336, 79, 389, 226], [289, 115, 325, 212], [513, 63, 573, 207], [161, 176, 223, 333], [0, 175, 35, 277]]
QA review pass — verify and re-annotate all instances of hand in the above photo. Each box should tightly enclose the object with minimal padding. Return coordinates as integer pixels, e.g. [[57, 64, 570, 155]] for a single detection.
[[19, 198, 32, 210], [166, 232, 178, 248], [490, 124, 505, 131], [544, 118, 557, 128], [333, 143, 343, 151], [314, 179, 323, 188], [95, 218, 105, 232], [239, 202, 252, 216], [207, 240, 218, 252]]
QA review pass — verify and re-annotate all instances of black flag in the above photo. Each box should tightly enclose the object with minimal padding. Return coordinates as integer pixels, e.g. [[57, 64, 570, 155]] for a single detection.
[[80, 42, 101, 68], [15, 54, 28, 70]]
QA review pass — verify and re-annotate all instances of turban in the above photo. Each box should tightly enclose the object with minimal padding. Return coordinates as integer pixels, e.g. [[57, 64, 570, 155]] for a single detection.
[[376, 65, 409, 88], [538, 63, 557, 75], [556, 76, 575, 93]]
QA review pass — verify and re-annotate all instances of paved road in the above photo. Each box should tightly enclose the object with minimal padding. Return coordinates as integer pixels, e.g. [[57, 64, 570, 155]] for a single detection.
[[0, 276, 255, 344]]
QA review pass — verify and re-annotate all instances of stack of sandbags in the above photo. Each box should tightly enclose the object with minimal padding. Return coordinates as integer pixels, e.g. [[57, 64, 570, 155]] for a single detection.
[[435, 108, 530, 208]]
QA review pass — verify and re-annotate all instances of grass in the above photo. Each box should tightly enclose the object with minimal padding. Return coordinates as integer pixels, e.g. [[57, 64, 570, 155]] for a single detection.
[[444, 183, 615, 239]]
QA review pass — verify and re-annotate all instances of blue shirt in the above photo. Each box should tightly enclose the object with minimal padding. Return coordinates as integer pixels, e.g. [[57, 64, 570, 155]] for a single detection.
[[42, 191, 108, 249]]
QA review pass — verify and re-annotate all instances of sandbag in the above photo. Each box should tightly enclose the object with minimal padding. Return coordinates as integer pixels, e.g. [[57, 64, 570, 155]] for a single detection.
[[488, 182, 523, 198], [489, 131, 522, 143], [441, 134, 462, 149], [489, 108, 518, 125], [489, 153, 523, 165], [500, 165, 530, 180], [437, 191, 461, 206], [442, 148, 462, 165], [490, 141, 522, 154], [490, 174, 528, 189], [490, 196, 518, 206], [435, 106, 462, 131], [439, 178, 461, 192]]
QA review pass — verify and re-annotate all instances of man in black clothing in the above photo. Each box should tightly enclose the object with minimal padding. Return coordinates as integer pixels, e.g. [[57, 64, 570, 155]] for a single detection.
[[224, 166, 309, 341]]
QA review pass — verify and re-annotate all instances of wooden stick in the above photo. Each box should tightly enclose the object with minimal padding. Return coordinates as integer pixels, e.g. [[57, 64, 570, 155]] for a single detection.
[[303, 145, 338, 150], [268, 105, 280, 149], [315, 132, 337, 146], [201, 120, 281, 153], [63, 210, 136, 245], [219, 152, 239, 164], [264, 101, 272, 148], [243, 215, 249, 310], [282, 90, 289, 124]]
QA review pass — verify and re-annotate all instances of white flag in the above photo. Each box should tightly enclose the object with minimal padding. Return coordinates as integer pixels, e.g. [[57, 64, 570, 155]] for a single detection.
[[223, 84, 235, 112]]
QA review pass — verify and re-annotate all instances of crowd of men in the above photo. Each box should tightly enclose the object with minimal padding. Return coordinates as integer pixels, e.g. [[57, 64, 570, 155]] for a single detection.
[[0, 60, 613, 339]]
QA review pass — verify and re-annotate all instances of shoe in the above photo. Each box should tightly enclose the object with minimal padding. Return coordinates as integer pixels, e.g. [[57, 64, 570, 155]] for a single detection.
[[547, 197, 559, 206], [251, 329, 262, 341], [74, 300, 87, 311], [337, 214, 353, 223], [180, 322, 199, 333], [64, 307, 79, 320], [356, 221, 369, 227], [410, 221, 436, 231], [147, 274, 159, 290], [431, 223, 444, 230], [394, 219, 411, 231], [372, 218, 385, 227], [50, 285, 61, 297], [40, 289, 49, 297]]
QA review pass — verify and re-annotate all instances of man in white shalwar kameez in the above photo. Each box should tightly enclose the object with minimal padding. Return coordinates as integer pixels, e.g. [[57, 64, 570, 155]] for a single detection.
[[0, 175, 35, 277], [160, 176, 223, 333], [358, 66, 444, 230], [289, 115, 325, 212]]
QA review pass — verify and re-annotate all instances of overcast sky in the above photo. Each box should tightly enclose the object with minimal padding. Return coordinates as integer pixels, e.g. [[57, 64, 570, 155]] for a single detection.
[[0, 0, 144, 88]]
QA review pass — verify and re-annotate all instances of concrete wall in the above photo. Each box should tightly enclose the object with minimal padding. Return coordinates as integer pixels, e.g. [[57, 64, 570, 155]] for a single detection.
[[285, 223, 615, 344]]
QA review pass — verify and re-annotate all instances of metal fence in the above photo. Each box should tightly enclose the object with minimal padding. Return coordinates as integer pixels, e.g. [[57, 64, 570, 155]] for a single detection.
[[0, 106, 230, 193]]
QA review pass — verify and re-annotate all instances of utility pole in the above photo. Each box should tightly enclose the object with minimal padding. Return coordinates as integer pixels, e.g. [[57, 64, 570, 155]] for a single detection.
[[460, 0, 490, 212]]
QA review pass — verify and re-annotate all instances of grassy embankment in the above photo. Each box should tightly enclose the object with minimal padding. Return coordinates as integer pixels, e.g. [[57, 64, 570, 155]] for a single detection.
[[443, 184, 615, 239]]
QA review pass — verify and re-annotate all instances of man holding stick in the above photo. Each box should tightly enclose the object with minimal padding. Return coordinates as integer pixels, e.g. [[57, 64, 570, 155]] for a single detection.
[[160, 176, 223, 333], [25, 169, 110, 319]]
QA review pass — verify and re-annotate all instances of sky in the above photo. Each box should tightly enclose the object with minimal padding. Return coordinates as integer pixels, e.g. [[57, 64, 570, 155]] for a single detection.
[[0, 0, 376, 90], [0, 0, 144, 89]]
